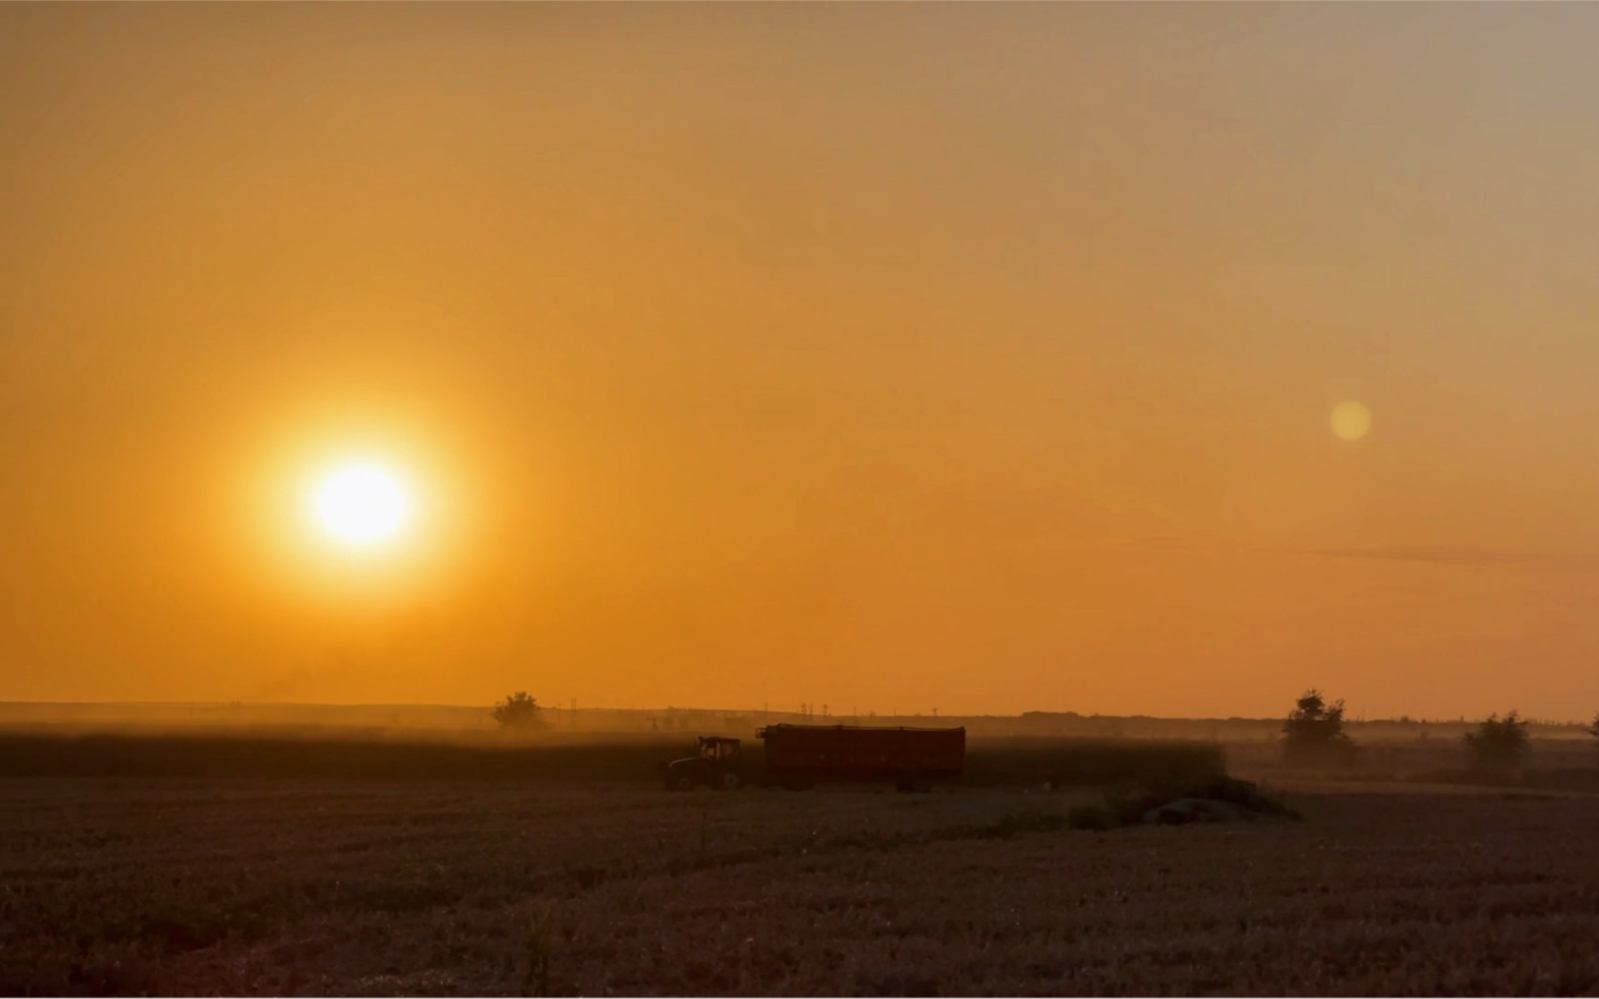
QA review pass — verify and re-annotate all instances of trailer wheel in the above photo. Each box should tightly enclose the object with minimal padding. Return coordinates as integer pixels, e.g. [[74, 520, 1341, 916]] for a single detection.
[[721, 772, 742, 791]]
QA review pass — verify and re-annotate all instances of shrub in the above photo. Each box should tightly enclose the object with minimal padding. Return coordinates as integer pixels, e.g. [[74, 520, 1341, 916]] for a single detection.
[[1463, 712, 1529, 770], [492, 692, 545, 730], [1282, 690, 1355, 766]]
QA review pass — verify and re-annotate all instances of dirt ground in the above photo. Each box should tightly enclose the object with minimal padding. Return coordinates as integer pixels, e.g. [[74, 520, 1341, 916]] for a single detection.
[[5, 779, 1599, 996]]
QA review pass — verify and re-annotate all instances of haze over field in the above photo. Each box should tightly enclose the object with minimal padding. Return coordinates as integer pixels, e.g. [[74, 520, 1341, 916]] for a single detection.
[[4, 5, 1599, 719]]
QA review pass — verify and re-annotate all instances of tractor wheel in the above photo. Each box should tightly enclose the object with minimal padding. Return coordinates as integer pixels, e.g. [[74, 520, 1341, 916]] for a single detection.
[[721, 772, 743, 791], [676, 776, 696, 793]]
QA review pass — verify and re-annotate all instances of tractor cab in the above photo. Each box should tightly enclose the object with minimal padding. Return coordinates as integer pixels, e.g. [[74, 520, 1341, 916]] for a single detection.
[[699, 736, 741, 762], [664, 736, 744, 791]]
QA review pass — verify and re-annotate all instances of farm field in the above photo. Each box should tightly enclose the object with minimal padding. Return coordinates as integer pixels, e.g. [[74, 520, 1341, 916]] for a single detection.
[[7, 776, 1599, 995]]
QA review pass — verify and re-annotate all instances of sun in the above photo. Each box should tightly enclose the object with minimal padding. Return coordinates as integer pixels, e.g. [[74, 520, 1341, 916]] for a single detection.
[[1329, 400, 1372, 441], [312, 463, 410, 544]]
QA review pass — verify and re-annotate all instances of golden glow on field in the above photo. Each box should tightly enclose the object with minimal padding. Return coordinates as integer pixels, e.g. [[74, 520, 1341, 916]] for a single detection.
[[312, 463, 410, 545], [1330, 400, 1373, 441]]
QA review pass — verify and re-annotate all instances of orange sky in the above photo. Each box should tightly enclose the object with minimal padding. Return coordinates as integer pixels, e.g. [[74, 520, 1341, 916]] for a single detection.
[[4, 5, 1599, 719]]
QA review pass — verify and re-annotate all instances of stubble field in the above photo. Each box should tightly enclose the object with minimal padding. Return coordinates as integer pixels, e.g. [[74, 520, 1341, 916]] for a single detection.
[[6, 776, 1599, 996]]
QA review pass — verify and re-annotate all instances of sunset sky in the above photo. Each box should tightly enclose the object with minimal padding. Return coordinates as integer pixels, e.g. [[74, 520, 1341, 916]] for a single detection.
[[4, 5, 1599, 719]]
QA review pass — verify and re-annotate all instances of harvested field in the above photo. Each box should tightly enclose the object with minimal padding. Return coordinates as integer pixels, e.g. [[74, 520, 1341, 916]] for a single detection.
[[6, 777, 1599, 995], [0, 733, 1224, 788]]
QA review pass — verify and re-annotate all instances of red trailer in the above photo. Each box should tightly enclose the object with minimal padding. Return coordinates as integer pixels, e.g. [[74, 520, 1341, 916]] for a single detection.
[[757, 724, 965, 791]]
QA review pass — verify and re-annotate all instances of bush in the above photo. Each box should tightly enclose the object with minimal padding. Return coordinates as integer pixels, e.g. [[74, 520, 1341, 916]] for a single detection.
[[1282, 690, 1356, 766], [1463, 711, 1529, 770], [492, 692, 546, 730]]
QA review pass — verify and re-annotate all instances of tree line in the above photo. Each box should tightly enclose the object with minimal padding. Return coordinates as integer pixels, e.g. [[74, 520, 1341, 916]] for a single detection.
[[492, 687, 1599, 771], [1285, 689, 1599, 770]]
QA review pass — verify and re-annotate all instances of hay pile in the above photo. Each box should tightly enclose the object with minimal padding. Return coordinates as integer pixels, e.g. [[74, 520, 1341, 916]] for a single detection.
[[1068, 775, 1299, 829]]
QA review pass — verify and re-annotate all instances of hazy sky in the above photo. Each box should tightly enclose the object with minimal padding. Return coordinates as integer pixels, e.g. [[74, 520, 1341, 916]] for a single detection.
[[5, 5, 1599, 719]]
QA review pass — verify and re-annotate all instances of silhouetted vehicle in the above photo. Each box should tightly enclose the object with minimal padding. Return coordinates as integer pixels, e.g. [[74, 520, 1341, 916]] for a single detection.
[[663, 736, 746, 791], [758, 724, 965, 792]]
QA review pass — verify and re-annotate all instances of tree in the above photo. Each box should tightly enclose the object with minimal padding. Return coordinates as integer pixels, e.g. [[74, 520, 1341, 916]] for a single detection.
[[1463, 711, 1529, 770], [1587, 712, 1599, 742], [493, 692, 545, 730], [1282, 690, 1355, 765]]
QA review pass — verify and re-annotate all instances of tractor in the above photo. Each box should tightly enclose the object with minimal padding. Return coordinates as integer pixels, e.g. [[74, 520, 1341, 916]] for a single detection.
[[662, 736, 745, 791]]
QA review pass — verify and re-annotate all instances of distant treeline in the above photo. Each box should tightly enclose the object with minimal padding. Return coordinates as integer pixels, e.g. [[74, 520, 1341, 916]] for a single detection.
[[3, 702, 1591, 742], [0, 732, 1222, 786]]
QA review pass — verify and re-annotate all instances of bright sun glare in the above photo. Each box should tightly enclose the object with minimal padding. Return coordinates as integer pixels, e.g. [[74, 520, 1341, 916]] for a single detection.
[[1330, 400, 1372, 442], [313, 463, 410, 545]]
